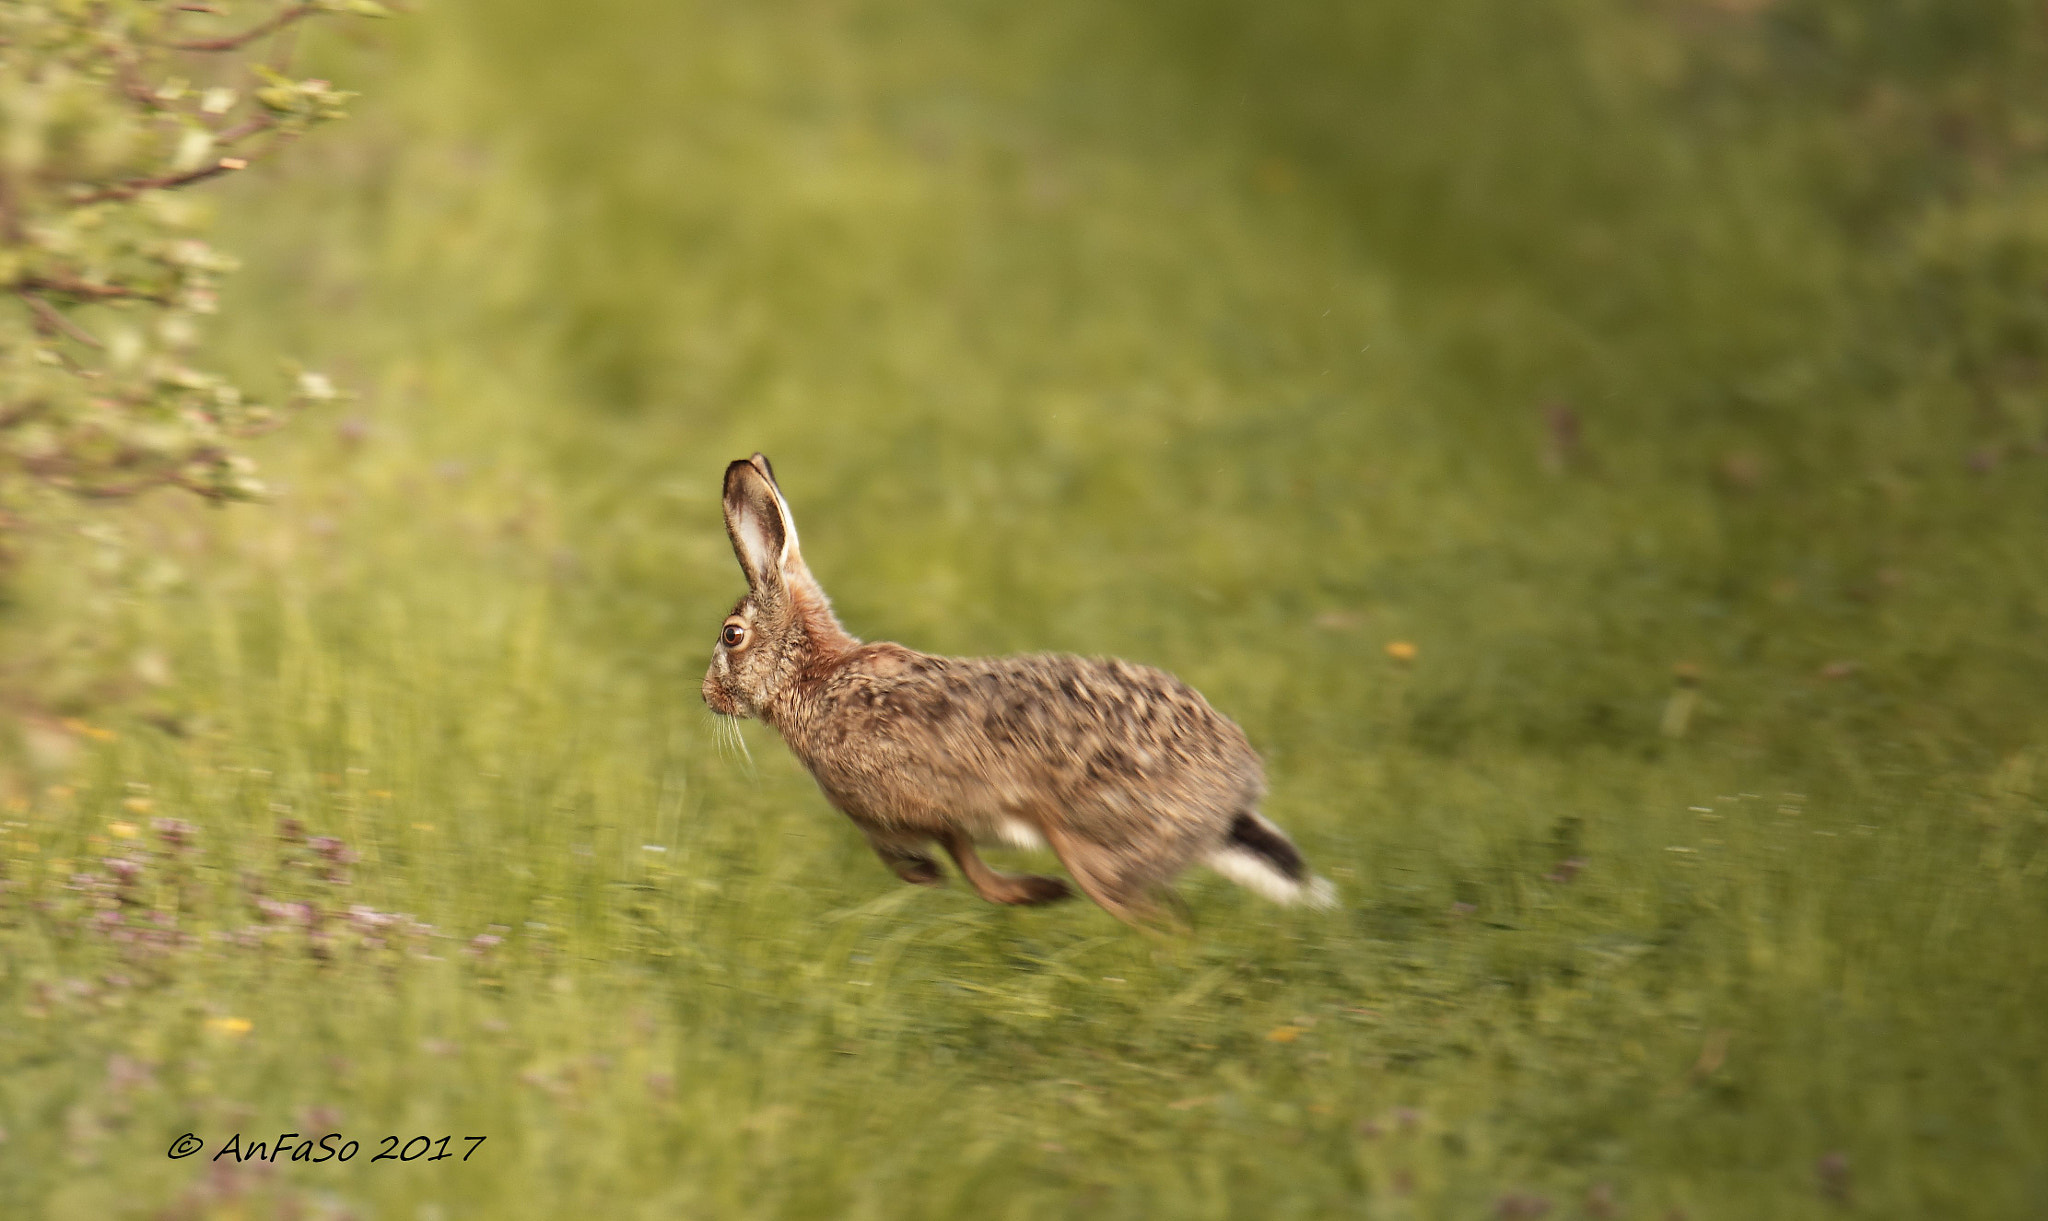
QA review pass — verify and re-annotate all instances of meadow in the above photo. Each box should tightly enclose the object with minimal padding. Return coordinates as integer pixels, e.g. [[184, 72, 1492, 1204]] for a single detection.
[[3, 1, 2047, 1216]]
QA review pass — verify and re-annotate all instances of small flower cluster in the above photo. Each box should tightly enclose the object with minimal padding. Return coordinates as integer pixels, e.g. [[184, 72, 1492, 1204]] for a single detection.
[[54, 813, 208, 957], [227, 819, 440, 959], [7, 798, 534, 1001], [229, 894, 435, 960]]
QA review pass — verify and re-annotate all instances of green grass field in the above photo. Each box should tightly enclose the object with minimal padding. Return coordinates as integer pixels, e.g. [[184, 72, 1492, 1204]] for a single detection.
[[5, 1, 2048, 1216]]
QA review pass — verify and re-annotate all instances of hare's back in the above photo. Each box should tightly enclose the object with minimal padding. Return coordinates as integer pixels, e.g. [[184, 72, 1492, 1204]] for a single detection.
[[931, 653, 1264, 808], [804, 647, 1261, 838]]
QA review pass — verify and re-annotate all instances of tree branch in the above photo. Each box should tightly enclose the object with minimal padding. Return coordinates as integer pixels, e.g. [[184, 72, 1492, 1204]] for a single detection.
[[16, 290, 104, 348], [20, 276, 174, 307], [214, 114, 276, 147], [71, 155, 251, 205], [168, 4, 318, 53], [97, 32, 182, 114]]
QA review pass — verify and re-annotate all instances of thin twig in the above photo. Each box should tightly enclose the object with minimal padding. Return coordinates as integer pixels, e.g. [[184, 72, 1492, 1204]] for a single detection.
[[71, 155, 251, 205], [214, 114, 276, 147], [16, 291, 104, 348], [20, 276, 173, 306], [225, 413, 293, 440], [28, 443, 229, 501], [111, 54, 172, 111], [269, 18, 305, 75], [167, 3, 318, 53]]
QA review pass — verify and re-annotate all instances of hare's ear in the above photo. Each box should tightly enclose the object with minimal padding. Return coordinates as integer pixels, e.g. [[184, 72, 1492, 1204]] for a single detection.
[[723, 458, 790, 594], [746, 452, 804, 559]]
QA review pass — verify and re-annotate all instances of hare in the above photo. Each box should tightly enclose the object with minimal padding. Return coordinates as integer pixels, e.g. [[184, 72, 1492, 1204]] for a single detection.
[[702, 453, 1335, 923]]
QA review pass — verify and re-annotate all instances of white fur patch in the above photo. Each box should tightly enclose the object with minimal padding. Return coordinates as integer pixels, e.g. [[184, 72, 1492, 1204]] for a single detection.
[[1208, 847, 1340, 909], [734, 512, 780, 581], [996, 818, 1047, 851]]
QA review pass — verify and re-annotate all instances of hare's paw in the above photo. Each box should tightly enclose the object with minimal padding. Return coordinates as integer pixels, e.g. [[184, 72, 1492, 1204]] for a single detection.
[[867, 832, 945, 886], [892, 856, 945, 886], [1010, 874, 1074, 905]]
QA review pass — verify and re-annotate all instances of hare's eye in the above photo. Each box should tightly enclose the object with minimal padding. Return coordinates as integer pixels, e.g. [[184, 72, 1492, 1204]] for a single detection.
[[721, 622, 746, 648]]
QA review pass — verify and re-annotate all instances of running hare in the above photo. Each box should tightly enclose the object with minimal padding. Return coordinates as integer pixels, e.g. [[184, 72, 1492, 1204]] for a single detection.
[[702, 453, 1334, 923]]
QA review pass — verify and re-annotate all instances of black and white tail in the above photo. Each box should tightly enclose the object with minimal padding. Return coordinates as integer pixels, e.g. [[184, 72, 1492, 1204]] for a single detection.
[[1207, 812, 1338, 908]]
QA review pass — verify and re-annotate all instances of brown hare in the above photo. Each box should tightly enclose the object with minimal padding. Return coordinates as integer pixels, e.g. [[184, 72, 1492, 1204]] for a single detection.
[[702, 453, 1335, 924]]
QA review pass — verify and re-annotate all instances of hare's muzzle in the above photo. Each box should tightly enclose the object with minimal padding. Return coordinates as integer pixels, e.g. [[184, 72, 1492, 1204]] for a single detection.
[[702, 674, 738, 716]]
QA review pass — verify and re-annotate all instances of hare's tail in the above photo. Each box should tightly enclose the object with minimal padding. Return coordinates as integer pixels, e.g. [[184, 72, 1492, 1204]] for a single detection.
[[1207, 812, 1338, 909]]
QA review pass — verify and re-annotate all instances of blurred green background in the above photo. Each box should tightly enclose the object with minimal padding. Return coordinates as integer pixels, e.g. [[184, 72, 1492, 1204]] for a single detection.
[[5, 0, 2048, 1216]]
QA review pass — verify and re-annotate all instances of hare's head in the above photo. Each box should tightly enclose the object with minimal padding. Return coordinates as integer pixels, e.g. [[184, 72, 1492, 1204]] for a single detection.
[[703, 454, 848, 720]]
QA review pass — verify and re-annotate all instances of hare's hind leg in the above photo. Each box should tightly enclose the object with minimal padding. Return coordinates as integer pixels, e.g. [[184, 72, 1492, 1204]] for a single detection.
[[864, 829, 943, 887], [1038, 822, 1162, 926], [934, 829, 1073, 906]]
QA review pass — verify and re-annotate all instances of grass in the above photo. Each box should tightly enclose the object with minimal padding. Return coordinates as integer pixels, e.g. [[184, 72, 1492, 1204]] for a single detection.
[[4, 0, 2048, 1216]]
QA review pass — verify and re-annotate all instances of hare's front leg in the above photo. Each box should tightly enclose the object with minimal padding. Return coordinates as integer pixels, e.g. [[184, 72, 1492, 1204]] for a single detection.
[[863, 829, 943, 887], [934, 829, 1073, 906]]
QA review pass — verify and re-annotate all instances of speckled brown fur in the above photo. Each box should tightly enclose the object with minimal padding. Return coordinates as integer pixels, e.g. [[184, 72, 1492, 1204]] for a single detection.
[[702, 454, 1331, 923]]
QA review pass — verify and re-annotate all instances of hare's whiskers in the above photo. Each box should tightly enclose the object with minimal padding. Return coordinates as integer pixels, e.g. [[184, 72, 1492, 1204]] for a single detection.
[[704, 709, 755, 775], [727, 716, 755, 772], [702, 707, 735, 764]]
